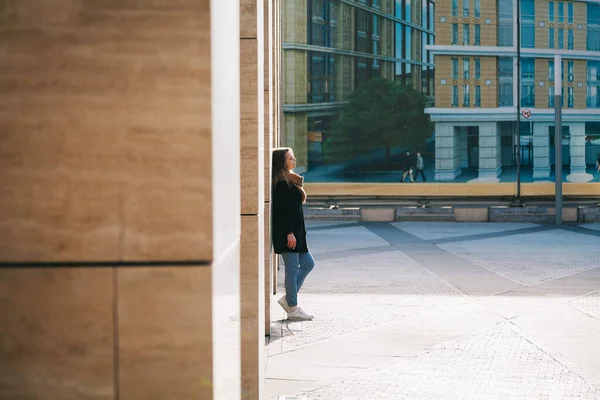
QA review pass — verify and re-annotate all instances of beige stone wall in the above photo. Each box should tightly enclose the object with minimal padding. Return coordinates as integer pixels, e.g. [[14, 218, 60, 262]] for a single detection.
[[435, 0, 497, 46], [536, 58, 550, 109], [574, 59, 586, 109], [435, 56, 453, 107], [574, 1, 587, 51], [480, 0, 498, 46], [435, 1, 453, 46], [535, 0, 586, 50], [284, 50, 308, 105], [480, 57, 498, 108], [0, 1, 244, 399], [283, 0, 307, 44], [284, 113, 309, 171]]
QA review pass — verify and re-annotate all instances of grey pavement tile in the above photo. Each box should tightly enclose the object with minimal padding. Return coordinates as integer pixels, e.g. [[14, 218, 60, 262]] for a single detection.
[[392, 221, 541, 241], [568, 289, 600, 320], [268, 251, 466, 355], [301, 322, 600, 400], [312, 245, 395, 262], [307, 225, 389, 255], [306, 221, 360, 230], [439, 229, 600, 286], [578, 223, 600, 232]]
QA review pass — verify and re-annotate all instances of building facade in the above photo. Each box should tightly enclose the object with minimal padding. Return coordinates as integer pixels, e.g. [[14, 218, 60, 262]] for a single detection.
[[428, 0, 600, 182], [284, 0, 435, 172]]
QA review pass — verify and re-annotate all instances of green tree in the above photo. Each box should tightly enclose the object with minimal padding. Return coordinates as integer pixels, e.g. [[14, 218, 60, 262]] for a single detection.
[[324, 78, 432, 164]]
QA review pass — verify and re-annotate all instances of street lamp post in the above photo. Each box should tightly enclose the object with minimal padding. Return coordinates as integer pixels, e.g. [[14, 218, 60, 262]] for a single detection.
[[555, 54, 563, 225], [512, 0, 524, 206]]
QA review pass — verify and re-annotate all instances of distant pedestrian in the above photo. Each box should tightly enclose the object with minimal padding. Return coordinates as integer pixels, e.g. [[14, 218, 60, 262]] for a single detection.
[[596, 151, 600, 174], [414, 152, 426, 182], [272, 147, 315, 321], [399, 151, 414, 182]]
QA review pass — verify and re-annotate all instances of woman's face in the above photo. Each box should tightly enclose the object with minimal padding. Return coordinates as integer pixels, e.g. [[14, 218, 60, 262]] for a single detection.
[[284, 151, 296, 171]]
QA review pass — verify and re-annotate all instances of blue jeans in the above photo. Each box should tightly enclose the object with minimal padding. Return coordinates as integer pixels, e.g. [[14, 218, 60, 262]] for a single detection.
[[281, 251, 315, 307]]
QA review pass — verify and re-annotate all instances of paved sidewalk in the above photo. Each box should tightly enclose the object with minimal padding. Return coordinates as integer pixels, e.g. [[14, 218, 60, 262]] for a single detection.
[[265, 222, 600, 400]]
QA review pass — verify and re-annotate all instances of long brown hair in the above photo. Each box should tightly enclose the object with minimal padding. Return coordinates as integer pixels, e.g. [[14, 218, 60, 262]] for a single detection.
[[272, 147, 307, 202]]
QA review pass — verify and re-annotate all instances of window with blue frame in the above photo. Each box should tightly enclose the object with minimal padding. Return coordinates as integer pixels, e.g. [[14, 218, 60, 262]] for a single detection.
[[463, 0, 469, 17], [475, 24, 481, 45], [463, 85, 470, 106], [568, 61, 574, 82], [498, 0, 513, 46], [549, 28, 555, 48], [549, 1, 555, 22], [452, 0, 458, 17], [475, 58, 481, 79], [587, 61, 600, 107], [568, 3, 574, 23], [452, 23, 459, 44], [308, 0, 336, 103], [452, 57, 459, 79], [475, 85, 481, 107], [463, 24, 470, 45], [568, 86, 574, 108], [309, 52, 335, 103], [498, 57, 513, 106], [588, 3, 600, 51], [452, 85, 459, 106], [521, 0, 535, 48], [474, 0, 481, 18], [558, 2, 564, 23], [568, 29, 573, 50], [521, 59, 535, 107], [549, 86, 555, 108], [558, 28, 564, 49], [463, 57, 470, 79]]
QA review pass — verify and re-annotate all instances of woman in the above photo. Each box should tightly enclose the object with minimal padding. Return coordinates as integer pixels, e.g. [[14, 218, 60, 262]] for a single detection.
[[272, 147, 315, 321]]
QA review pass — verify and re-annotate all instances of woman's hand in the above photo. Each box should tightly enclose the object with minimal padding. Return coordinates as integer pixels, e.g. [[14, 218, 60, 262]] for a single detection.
[[287, 233, 297, 249]]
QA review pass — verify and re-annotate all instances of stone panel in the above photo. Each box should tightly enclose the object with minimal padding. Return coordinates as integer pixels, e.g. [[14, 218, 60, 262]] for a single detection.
[[118, 266, 214, 400], [0, 0, 214, 262], [0, 268, 114, 400], [241, 38, 265, 215], [241, 214, 266, 399]]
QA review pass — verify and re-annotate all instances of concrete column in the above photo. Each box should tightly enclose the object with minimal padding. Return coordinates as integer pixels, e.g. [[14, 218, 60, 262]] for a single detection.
[[460, 127, 469, 168], [478, 123, 502, 179], [240, 0, 266, 398], [0, 1, 242, 399], [533, 122, 551, 178], [567, 122, 593, 182], [434, 123, 461, 181]]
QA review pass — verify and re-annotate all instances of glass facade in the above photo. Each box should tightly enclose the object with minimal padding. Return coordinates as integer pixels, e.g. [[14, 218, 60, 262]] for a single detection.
[[589, 3, 600, 51], [498, 57, 513, 107], [521, 0, 535, 48], [282, 0, 600, 188], [498, 0, 513, 47]]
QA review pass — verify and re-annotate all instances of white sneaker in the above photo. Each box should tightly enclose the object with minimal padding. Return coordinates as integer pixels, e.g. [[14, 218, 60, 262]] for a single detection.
[[287, 307, 314, 321], [277, 296, 291, 313]]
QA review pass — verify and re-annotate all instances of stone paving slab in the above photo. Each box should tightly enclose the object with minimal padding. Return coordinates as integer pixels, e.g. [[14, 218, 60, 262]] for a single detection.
[[391, 221, 540, 241], [307, 225, 390, 255], [439, 229, 600, 286], [579, 222, 600, 232], [301, 322, 600, 400]]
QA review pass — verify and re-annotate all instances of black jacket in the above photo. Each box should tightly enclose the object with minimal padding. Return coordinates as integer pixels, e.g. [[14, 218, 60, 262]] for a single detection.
[[272, 180, 308, 254]]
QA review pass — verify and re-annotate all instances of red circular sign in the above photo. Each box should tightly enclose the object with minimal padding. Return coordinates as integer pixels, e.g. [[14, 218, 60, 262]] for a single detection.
[[522, 109, 531, 119]]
